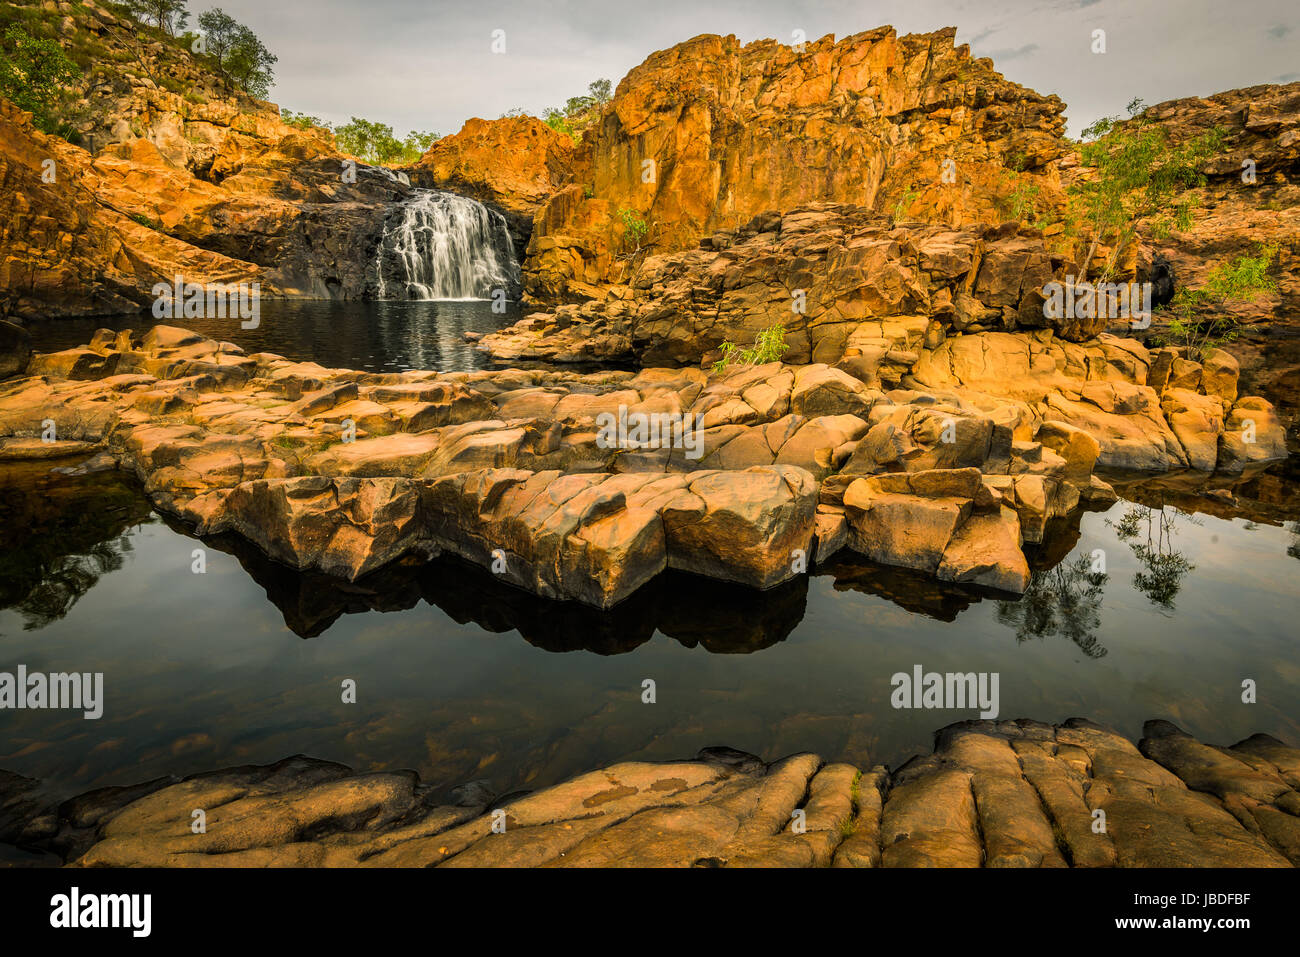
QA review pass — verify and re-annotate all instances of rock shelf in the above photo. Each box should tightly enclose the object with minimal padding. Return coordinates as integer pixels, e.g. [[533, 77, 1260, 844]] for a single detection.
[[0, 322, 1288, 605], [3, 719, 1296, 867]]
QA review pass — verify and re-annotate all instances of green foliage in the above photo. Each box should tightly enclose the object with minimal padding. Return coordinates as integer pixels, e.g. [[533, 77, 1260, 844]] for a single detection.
[[196, 7, 276, 99], [334, 116, 439, 165], [280, 108, 330, 132], [712, 324, 790, 372], [890, 185, 919, 226], [997, 171, 1044, 225], [540, 78, 613, 143], [588, 78, 612, 105], [403, 129, 439, 157], [617, 206, 649, 249], [1162, 244, 1280, 360], [1069, 98, 1225, 280], [123, 0, 190, 36], [129, 211, 159, 229], [0, 23, 81, 136]]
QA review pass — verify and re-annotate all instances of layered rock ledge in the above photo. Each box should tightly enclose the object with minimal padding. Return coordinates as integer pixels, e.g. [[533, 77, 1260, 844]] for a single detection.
[[0, 321, 1288, 604], [3, 719, 1296, 867]]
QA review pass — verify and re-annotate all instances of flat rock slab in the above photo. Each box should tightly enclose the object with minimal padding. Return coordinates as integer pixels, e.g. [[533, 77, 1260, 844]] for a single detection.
[[0, 324, 1284, 605]]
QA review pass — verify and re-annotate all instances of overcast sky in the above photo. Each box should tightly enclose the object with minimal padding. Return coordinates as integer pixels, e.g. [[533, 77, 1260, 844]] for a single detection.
[[207, 0, 1298, 139]]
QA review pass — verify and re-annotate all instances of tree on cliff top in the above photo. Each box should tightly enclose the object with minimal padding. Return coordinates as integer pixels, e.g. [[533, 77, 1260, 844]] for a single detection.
[[334, 117, 439, 165], [0, 24, 81, 137], [122, 0, 191, 37], [1068, 97, 1224, 282], [195, 8, 276, 99]]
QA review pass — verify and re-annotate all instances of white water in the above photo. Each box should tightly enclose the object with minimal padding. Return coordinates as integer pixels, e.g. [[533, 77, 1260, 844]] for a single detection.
[[375, 190, 518, 301]]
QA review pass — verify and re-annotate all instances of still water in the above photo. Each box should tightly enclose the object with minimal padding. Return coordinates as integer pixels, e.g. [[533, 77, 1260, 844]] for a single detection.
[[5, 307, 1300, 801], [21, 298, 525, 374]]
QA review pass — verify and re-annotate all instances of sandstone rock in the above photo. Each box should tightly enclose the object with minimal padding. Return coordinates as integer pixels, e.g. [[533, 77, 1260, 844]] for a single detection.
[[524, 27, 1066, 300], [937, 506, 1030, 593]]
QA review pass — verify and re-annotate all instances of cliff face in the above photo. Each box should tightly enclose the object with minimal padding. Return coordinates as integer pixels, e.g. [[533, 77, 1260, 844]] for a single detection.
[[12, 0, 319, 172], [1128, 82, 1300, 446], [0, 98, 268, 319], [407, 116, 575, 259], [523, 27, 1068, 301]]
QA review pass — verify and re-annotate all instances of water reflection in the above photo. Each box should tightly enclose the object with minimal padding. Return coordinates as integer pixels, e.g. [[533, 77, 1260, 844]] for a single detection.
[[190, 517, 808, 651], [0, 462, 154, 633], [1107, 503, 1197, 609], [1, 457, 1298, 798], [996, 554, 1110, 658], [23, 299, 525, 375]]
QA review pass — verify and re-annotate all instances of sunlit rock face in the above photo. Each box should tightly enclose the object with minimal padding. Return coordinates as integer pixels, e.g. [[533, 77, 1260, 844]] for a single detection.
[[407, 115, 576, 260], [2, 320, 1287, 604], [523, 26, 1068, 301]]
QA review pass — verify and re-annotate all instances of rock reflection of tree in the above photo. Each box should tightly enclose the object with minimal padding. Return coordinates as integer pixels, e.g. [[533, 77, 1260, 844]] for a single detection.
[[1107, 502, 1197, 609], [1287, 521, 1300, 561], [0, 473, 153, 632], [996, 554, 1110, 657], [11, 536, 136, 630]]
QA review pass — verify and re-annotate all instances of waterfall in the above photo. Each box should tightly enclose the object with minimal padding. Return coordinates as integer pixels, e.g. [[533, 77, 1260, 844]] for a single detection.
[[374, 190, 519, 301]]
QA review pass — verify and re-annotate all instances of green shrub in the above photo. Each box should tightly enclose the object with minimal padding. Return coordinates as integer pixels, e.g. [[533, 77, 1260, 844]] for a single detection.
[[617, 207, 648, 246], [712, 324, 790, 372], [1162, 244, 1280, 360], [1069, 98, 1224, 281], [0, 24, 82, 136]]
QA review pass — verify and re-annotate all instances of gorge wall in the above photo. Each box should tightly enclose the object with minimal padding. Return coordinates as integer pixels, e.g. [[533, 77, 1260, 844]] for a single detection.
[[519, 26, 1068, 301]]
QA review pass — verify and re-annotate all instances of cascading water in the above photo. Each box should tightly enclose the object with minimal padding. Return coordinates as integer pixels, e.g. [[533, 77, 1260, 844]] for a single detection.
[[374, 189, 520, 300]]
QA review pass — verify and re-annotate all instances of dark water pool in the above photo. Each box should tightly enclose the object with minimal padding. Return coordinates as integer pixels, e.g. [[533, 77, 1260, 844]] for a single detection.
[[22, 299, 524, 374], [3, 456, 1298, 801], [4, 310, 1300, 801]]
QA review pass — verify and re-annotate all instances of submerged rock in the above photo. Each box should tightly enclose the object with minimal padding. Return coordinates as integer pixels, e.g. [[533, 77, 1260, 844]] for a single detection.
[[5, 719, 1295, 867]]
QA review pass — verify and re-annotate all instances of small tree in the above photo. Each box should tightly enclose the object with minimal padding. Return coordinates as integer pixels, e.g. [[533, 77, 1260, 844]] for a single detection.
[[617, 207, 649, 251], [1070, 98, 1224, 281], [281, 108, 332, 133], [1162, 244, 1279, 361], [890, 185, 919, 226], [196, 8, 276, 98], [588, 78, 612, 106], [402, 130, 439, 159], [0, 25, 81, 137], [125, 0, 191, 36], [333, 118, 436, 164], [712, 324, 790, 372]]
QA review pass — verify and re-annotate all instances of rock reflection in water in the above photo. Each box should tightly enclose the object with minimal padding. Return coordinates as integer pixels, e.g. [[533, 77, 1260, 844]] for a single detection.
[[185, 517, 808, 652]]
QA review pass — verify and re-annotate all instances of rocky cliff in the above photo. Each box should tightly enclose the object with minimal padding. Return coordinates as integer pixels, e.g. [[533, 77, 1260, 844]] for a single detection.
[[1128, 82, 1300, 447], [408, 115, 575, 261], [522, 26, 1068, 301]]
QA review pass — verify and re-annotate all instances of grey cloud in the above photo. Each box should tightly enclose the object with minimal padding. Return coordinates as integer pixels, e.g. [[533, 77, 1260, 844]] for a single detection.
[[201, 0, 1300, 139]]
